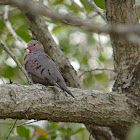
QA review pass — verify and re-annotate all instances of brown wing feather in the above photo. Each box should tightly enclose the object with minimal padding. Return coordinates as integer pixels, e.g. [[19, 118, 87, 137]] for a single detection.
[[23, 52, 74, 98]]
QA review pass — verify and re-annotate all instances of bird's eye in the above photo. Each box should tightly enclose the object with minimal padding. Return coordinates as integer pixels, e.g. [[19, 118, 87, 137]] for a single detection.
[[33, 44, 36, 46]]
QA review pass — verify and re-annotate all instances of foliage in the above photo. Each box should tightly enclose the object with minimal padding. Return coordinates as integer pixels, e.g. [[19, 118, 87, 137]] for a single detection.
[[127, 124, 140, 140], [0, 0, 139, 139], [0, 121, 88, 140]]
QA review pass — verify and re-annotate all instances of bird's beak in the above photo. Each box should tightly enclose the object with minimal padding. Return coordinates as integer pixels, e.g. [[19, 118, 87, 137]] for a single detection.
[[25, 46, 30, 50]]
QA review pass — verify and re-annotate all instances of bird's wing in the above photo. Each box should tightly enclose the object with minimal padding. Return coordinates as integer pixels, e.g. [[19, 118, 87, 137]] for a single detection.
[[23, 52, 64, 83], [36, 52, 65, 83], [23, 53, 34, 74], [23, 52, 74, 98]]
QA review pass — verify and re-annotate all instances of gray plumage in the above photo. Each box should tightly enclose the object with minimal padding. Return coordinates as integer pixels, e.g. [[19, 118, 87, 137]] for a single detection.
[[23, 40, 74, 98]]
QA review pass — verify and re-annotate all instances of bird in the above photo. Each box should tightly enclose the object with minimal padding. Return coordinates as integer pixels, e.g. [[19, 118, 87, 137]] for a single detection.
[[23, 40, 74, 98]]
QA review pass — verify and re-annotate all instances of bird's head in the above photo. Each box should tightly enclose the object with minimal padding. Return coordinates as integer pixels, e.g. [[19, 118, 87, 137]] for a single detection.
[[26, 40, 44, 53]]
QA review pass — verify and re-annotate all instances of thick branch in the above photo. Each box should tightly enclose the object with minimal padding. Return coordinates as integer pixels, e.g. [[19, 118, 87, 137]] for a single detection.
[[4, 0, 140, 42], [0, 84, 138, 138]]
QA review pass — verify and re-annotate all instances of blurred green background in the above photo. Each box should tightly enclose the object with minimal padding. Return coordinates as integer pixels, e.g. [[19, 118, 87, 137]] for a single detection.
[[0, 0, 140, 139]]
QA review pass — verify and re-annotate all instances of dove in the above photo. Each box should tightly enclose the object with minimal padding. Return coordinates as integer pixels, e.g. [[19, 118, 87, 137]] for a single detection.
[[23, 40, 74, 98]]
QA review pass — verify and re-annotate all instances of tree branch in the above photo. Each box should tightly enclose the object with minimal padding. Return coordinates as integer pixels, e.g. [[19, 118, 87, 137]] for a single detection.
[[0, 84, 138, 138], [4, 5, 26, 48], [0, 40, 33, 84], [4, 0, 140, 46], [6, 119, 17, 140], [104, 0, 140, 92], [86, 0, 106, 22], [79, 68, 114, 78]]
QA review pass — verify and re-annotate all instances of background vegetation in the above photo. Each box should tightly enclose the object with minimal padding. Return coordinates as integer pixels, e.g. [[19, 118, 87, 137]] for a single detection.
[[0, 0, 140, 139]]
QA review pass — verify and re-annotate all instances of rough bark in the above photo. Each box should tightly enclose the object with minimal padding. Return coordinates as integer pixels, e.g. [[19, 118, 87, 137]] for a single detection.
[[0, 84, 139, 138], [104, 0, 140, 92]]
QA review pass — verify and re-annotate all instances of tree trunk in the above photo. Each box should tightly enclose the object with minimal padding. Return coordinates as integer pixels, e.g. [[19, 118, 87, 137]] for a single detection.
[[104, 0, 140, 92]]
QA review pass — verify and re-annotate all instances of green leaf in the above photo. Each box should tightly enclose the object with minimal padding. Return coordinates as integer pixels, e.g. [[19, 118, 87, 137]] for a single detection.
[[0, 124, 13, 139], [72, 128, 85, 135], [66, 128, 72, 133], [65, 2, 83, 13], [48, 0, 64, 6], [15, 29, 31, 42], [95, 73, 107, 82], [80, 0, 93, 12], [99, 53, 105, 62], [81, 54, 90, 64], [0, 19, 5, 30], [53, 0, 64, 5], [47, 122, 59, 130], [127, 124, 140, 140], [94, 0, 104, 9], [37, 135, 47, 140], [83, 73, 95, 88], [52, 26, 67, 34], [17, 126, 30, 140], [9, 136, 25, 140], [50, 135, 57, 140], [87, 32, 95, 45], [58, 127, 66, 134]]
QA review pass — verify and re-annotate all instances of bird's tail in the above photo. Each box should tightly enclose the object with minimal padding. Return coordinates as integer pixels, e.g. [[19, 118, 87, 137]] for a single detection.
[[58, 82, 75, 98], [65, 89, 75, 98]]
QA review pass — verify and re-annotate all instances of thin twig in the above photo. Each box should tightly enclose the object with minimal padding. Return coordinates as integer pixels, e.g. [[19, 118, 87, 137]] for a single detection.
[[0, 40, 33, 84], [0, 7, 18, 16], [4, 5, 26, 48], [5, 119, 17, 140], [79, 68, 114, 78], [0, 120, 26, 124], [86, 0, 106, 22], [14, 120, 38, 128], [10, 120, 38, 128]]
